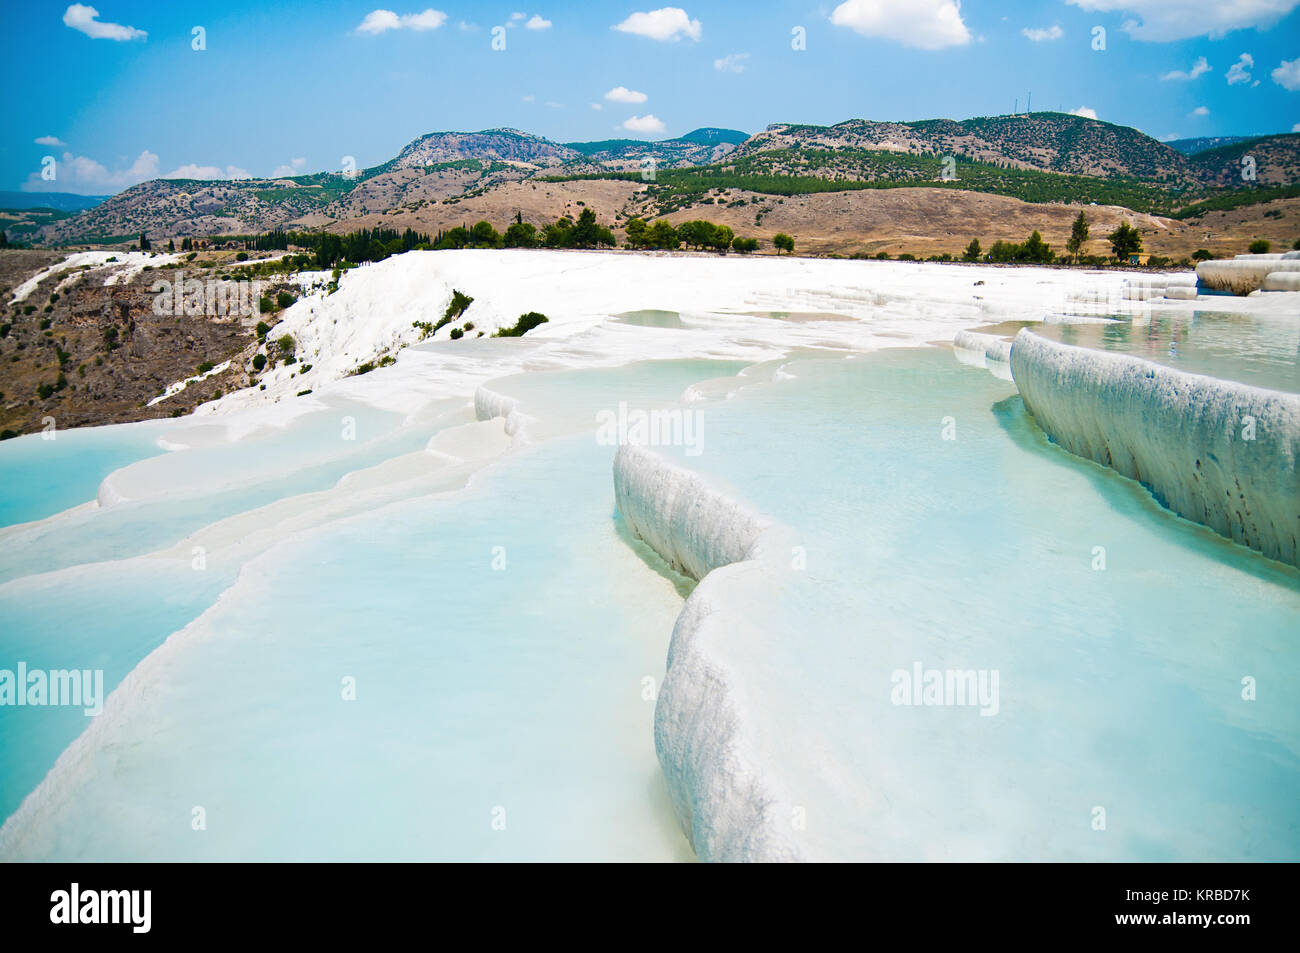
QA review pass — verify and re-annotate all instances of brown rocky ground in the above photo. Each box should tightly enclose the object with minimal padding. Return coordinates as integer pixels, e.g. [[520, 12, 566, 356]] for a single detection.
[[0, 250, 277, 437], [1168, 195, 1300, 257]]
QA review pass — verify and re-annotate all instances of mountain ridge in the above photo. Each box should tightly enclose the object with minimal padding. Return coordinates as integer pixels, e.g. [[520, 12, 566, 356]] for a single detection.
[[18, 116, 1300, 246]]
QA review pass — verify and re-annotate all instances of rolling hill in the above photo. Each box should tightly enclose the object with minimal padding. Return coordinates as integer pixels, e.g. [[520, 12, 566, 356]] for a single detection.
[[17, 116, 1299, 247], [731, 113, 1201, 184]]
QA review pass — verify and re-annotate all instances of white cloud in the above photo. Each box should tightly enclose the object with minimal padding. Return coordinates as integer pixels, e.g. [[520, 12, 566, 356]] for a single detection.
[[590, 103, 602, 110], [1022, 25, 1063, 41], [457, 20, 478, 31], [1272, 57, 1300, 91], [830, 0, 971, 50], [356, 9, 447, 35], [613, 8, 701, 42], [605, 86, 648, 103], [1063, 1, 1299, 42], [34, 135, 66, 147], [1069, 106, 1099, 119], [1161, 55, 1210, 80], [1226, 52, 1254, 84], [622, 114, 666, 134], [1191, 105, 1210, 116], [270, 158, 308, 178], [714, 52, 750, 72], [521, 94, 535, 103], [63, 4, 146, 41], [166, 163, 251, 181], [544, 101, 564, 108], [1293, 122, 1300, 131], [526, 14, 551, 30], [23, 149, 158, 194]]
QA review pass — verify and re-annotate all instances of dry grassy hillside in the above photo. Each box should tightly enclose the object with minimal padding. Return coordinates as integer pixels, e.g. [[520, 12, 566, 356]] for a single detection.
[[322, 177, 1297, 261]]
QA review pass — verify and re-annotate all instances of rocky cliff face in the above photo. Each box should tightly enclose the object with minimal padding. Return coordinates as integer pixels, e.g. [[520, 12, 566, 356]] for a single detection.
[[392, 128, 582, 168], [0, 251, 259, 436]]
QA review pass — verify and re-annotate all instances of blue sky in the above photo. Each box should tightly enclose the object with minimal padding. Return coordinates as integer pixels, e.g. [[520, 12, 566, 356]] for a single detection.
[[3, 0, 1299, 194]]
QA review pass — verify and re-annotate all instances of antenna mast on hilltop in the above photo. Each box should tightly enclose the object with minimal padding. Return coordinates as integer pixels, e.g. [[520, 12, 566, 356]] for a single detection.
[[1027, 92, 1032, 114], [1014, 97, 1018, 115]]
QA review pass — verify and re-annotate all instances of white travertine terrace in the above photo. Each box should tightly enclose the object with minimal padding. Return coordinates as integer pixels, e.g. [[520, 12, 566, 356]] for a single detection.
[[1197, 256, 1300, 295], [1010, 329, 1300, 567]]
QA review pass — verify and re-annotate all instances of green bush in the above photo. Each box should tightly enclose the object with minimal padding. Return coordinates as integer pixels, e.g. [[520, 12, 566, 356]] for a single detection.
[[251, 354, 267, 371], [1192, 249, 1214, 260], [277, 334, 295, 355], [433, 289, 474, 333], [197, 361, 214, 374], [259, 296, 274, 314], [470, 221, 502, 248], [495, 312, 549, 337], [450, 327, 464, 340], [503, 222, 538, 248], [276, 291, 296, 309], [255, 321, 270, 339], [1248, 239, 1271, 254]]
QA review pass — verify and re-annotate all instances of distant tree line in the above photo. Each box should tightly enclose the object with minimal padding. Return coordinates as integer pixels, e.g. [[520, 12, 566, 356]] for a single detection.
[[431, 208, 616, 250], [956, 215, 1144, 265], [189, 227, 430, 269], [622, 216, 769, 254], [309, 228, 431, 269], [200, 208, 782, 270]]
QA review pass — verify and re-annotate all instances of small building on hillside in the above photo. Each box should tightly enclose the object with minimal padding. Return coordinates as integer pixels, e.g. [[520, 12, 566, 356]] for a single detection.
[[1128, 253, 1151, 266]]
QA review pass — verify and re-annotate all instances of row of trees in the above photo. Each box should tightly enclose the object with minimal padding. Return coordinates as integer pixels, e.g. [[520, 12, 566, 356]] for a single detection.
[[623, 216, 777, 254], [166, 211, 781, 270], [310, 228, 431, 269], [433, 208, 617, 250], [966, 230, 1057, 264], [958, 214, 1144, 266], [425, 209, 776, 256]]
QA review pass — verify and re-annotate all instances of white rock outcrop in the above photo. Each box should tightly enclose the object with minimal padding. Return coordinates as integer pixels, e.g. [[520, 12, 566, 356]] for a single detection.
[[1010, 329, 1300, 567]]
